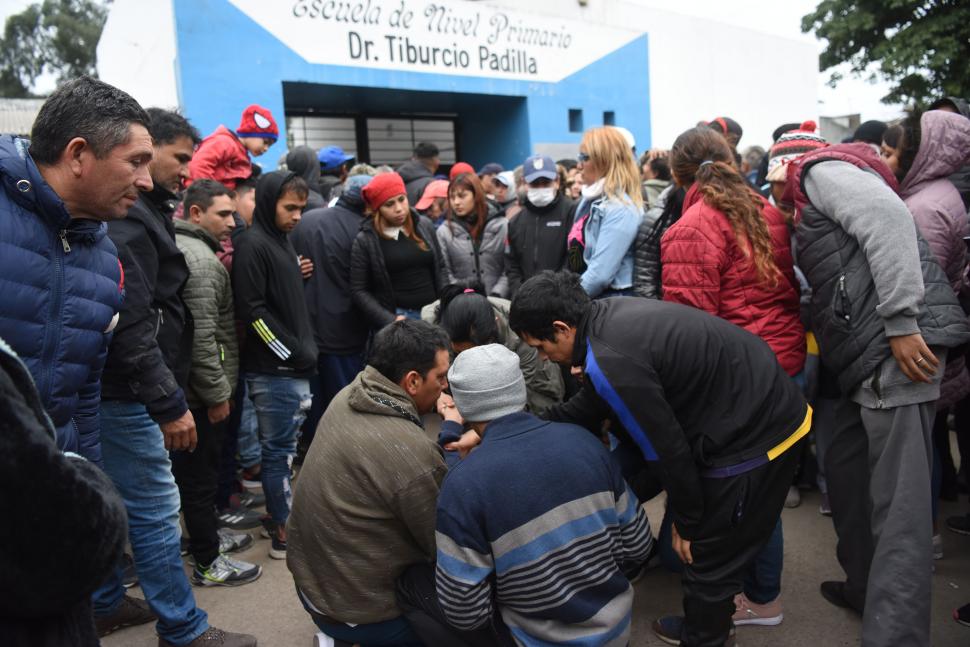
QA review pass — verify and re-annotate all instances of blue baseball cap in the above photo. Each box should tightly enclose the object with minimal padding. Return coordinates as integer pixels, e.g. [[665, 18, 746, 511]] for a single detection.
[[318, 145, 354, 171], [522, 155, 557, 183]]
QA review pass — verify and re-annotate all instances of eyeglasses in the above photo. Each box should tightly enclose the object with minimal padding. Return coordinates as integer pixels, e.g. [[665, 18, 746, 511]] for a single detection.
[[577, 152, 590, 163]]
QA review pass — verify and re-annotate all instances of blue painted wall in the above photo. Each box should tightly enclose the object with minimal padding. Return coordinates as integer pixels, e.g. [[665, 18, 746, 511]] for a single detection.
[[172, 0, 649, 165]]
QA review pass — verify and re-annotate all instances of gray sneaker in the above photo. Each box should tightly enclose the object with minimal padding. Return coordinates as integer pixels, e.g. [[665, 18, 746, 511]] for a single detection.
[[159, 626, 257, 647], [191, 554, 262, 587], [217, 528, 254, 554]]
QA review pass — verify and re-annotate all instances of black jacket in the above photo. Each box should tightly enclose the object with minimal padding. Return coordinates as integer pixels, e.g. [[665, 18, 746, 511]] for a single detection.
[[286, 146, 327, 211], [232, 171, 316, 378], [291, 195, 370, 354], [506, 194, 576, 295], [397, 159, 435, 207], [350, 212, 444, 329], [633, 185, 683, 299], [0, 339, 126, 647], [102, 186, 192, 423], [547, 298, 807, 540]]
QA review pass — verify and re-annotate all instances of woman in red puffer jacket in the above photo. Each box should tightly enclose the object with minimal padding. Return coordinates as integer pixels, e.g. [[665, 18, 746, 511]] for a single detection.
[[661, 126, 805, 377]]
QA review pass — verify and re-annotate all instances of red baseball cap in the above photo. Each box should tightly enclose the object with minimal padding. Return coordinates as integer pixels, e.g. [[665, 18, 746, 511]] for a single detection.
[[415, 179, 449, 211]]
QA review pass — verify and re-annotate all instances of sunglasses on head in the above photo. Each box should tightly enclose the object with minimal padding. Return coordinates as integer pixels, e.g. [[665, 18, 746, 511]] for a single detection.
[[577, 152, 590, 163]]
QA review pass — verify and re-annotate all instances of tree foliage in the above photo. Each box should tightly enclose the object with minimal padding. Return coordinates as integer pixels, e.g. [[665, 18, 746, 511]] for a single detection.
[[802, 0, 970, 107], [0, 0, 107, 97]]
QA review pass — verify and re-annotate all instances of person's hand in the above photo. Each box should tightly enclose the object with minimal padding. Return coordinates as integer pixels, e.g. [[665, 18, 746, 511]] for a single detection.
[[671, 523, 693, 565], [437, 393, 463, 424], [395, 315, 407, 321], [207, 400, 231, 424], [646, 148, 669, 162], [889, 333, 939, 383], [444, 430, 481, 458], [298, 255, 314, 279], [161, 409, 198, 452]]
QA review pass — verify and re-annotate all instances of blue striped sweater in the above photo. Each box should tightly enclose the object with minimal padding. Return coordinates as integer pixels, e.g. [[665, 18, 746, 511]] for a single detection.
[[435, 412, 652, 646]]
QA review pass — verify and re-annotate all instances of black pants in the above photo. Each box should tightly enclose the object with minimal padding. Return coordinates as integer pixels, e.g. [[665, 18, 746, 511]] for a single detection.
[[395, 563, 515, 647], [172, 407, 225, 567], [681, 442, 801, 647], [215, 374, 248, 510]]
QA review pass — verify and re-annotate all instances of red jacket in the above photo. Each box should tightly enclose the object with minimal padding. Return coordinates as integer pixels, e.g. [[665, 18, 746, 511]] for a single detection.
[[661, 183, 805, 376], [187, 125, 252, 190]]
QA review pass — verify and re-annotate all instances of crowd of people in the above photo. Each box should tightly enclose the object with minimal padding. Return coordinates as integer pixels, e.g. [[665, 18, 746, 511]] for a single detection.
[[1, 74, 970, 647]]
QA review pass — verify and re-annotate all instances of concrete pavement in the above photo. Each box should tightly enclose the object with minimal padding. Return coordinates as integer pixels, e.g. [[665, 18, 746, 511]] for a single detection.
[[103, 487, 970, 647]]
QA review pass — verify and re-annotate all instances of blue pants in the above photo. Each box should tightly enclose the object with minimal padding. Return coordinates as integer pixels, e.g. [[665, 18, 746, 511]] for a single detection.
[[299, 588, 422, 647], [245, 374, 311, 525], [236, 381, 261, 470], [659, 506, 784, 604], [92, 400, 208, 645], [300, 351, 366, 449]]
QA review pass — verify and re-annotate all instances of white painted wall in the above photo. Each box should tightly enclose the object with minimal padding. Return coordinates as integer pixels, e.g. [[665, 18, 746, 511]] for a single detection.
[[97, 0, 179, 111], [487, 0, 819, 149]]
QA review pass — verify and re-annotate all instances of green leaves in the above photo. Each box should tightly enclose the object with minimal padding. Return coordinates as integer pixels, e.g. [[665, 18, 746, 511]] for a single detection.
[[802, 0, 969, 107], [0, 0, 107, 98]]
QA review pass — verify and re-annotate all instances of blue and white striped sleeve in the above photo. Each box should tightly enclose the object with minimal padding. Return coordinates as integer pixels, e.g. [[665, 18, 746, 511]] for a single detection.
[[435, 508, 495, 631]]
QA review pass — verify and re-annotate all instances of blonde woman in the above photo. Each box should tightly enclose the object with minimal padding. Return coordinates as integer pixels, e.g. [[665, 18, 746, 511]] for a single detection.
[[566, 126, 644, 297]]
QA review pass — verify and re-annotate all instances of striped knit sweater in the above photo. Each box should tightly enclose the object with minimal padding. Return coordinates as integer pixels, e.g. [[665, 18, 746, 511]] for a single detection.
[[435, 412, 652, 647]]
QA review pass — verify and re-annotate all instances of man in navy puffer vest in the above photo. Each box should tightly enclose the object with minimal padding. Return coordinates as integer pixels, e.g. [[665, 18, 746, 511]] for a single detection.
[[0, 76, 151, 465]]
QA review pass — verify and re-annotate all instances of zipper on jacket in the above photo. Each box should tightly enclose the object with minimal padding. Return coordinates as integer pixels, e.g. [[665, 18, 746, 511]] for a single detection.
[[837, 274, 851, 322], [40, 229, 68, 405]]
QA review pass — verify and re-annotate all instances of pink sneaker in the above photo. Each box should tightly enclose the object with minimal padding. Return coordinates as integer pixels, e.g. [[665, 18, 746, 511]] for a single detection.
[[732, 593, 784, 626]]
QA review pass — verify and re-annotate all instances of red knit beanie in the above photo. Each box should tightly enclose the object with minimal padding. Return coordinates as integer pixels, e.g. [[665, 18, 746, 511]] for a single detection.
[[449, 162, 475, 180], [237, 105, 279, 140], [362, 172, 407, 211]]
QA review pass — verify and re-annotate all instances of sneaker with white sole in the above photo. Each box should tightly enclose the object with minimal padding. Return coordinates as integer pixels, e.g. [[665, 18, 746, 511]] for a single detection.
[[191, 554, 262, 587], [218, 528, 254, 554], [651, 615, 736, 646], [217, 504, 263, 530], [733, 592, 784, 626]]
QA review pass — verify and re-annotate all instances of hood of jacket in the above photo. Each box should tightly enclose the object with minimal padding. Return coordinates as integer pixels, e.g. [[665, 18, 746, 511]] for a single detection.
[[286, 146, 323, 195], [174, 218, 221, 253], [253, 170, 298, 241], [346, 365, 423, 427], [0, 135, 107, 244], [397, 159, 433, 184], [900, 110, 970, 198]]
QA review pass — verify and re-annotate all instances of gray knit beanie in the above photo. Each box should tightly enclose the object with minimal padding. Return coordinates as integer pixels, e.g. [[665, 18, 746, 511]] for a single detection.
[[448, 344, 526, 422]]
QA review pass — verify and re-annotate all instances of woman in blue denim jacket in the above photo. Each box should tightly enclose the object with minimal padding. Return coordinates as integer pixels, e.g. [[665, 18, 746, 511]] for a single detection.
[[566, 127, 644, 297]]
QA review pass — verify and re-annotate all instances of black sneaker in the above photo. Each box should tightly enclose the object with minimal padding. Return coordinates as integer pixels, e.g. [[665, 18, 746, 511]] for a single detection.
[[217, 504, 263, 530], [946, 514, 970, 536], [191, 554, 262, 587], [259, 516, 287, 560], [651, 615, 736, 646], [95, 594, 157, 637], [955, 603, 970, 627], [820, 580, 864, 615], [122, 553, 138, 589], [232, 490, 265, 509]]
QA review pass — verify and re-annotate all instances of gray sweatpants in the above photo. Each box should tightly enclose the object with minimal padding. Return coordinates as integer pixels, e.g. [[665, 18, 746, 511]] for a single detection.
[[825, 397, 935, 647]]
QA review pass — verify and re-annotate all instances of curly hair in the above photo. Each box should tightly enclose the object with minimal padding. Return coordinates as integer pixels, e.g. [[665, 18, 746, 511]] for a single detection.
[[671, 127, 780, 287]]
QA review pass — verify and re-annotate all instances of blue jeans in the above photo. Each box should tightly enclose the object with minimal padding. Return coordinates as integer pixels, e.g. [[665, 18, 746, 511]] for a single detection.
[[658, 506, 783, 604], [246, 374, 311, 525], [92, 400, 208, 645], [301, 351, 366, 449], [237, 381, 261, 469], [298, 588, 422, 646]]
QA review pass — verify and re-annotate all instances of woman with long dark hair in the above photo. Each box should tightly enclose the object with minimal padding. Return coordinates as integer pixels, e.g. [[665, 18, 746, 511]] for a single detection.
[[652, 126, 804, 640], [350, 173, 443, 329], [425, 283, 563, 414], [436, 173, 509, 297]]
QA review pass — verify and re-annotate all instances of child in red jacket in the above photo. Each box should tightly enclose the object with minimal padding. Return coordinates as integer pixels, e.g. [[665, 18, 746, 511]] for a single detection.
[[188, 104, 278, 190]]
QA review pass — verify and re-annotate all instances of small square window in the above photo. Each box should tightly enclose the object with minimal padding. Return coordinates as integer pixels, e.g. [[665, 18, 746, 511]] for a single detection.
[[603, 111, 616, 126], [568, 109, 583, 133]]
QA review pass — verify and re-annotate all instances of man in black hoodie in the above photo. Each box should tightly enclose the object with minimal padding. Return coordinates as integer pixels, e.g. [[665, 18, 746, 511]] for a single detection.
[[509, 271, 810, 647], [285, 146, 326, 211], [233, 170, 316, 560], [291, 174, 373, 455], [95, 109, 256, 647], [506, 154, 576, 296], [397, 141, 439, 207]]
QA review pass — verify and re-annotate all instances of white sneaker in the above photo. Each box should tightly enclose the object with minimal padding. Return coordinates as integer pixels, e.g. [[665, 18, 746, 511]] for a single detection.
[[313, 632, 335, 647], [784, 485, 801, 508]]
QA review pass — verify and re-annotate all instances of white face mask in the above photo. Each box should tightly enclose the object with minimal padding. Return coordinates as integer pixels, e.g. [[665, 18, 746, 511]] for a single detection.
[[527, 187, 556, 207]]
